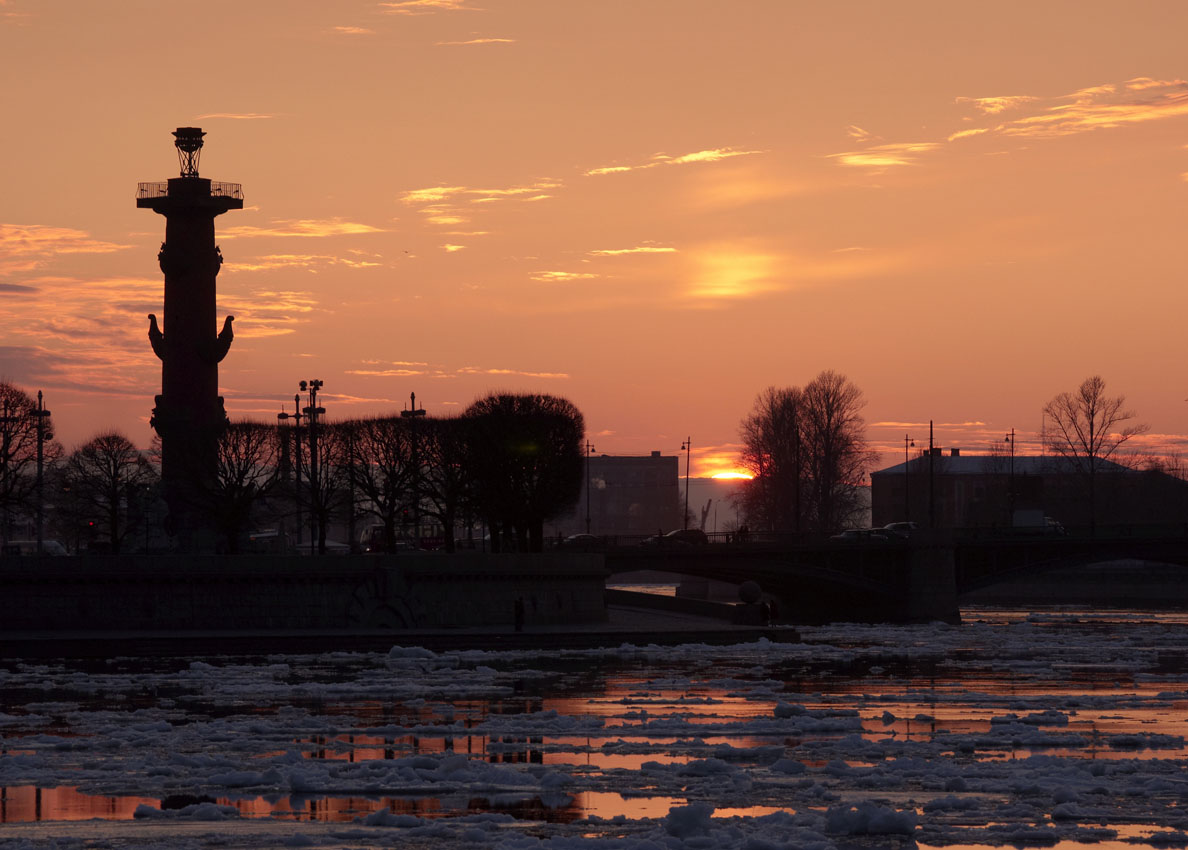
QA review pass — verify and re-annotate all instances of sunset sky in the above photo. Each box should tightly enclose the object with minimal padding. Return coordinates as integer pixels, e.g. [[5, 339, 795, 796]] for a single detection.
[[2, 1, 1187, 477]]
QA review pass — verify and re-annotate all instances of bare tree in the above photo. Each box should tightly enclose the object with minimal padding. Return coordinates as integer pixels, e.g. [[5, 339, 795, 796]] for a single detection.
[[0, 382, 62, 545], [63, 432, 157, 554], [1042, 375, 1148, 533], [304, 423, 352, 554], [419, 417, 472, 553], [205, 421, 284, 553], [738, 387, 803, 533], [346, 416, 416, 553], [737, 372, 874, 534], [800, 370, 876, 532]]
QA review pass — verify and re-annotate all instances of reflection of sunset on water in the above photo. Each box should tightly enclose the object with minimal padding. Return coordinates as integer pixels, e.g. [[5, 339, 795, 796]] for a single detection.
[[5, 609, 1188, 845], [0, 786, 158, 824]]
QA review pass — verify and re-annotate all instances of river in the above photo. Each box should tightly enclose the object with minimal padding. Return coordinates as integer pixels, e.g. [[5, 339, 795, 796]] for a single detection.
[[2, 607, 1187, 848]]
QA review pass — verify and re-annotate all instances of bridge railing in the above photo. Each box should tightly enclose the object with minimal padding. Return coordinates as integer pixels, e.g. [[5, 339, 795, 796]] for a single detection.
[[548, 530, 839, 551], [952, 522, 1188, 541]]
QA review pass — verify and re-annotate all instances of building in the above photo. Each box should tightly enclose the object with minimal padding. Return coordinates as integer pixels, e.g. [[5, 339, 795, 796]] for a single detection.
[[871, 449, 1188, 531], [550, 452, 681, 539]]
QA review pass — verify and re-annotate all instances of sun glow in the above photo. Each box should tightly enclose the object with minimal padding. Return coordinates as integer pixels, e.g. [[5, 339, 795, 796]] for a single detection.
[[711, 471, 753, 480]]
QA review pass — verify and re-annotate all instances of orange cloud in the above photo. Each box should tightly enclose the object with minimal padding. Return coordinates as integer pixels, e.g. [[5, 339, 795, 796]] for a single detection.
[[1127, 76, 1188, 90], [401, 181, 560, 204], [224, 253, 383, 272], [954, 95, 1039, 115], [947, 127, 990, 142], [838, 78, 1188, 175], [530, 270, 599, 282], [333, 26, 374, 35], [347, 360, 568, 381], [422, 211, 469, 226], [0, 276, 166, 397], [588, 246, 677, 256], [959, 79, 1188, 140], [219, 219, 385, 239], [195, 113, 276, 120], [436, 37, 514, 45], [0, 224, 130, 273], [216, 289, 318, 339], [402, 186, 470, 204], [380, 0, 478, 14], [827, 142, 941, 169], [458, 366, 569, 379], [584, 147, 763, 177], [346, 367, 427, 377]]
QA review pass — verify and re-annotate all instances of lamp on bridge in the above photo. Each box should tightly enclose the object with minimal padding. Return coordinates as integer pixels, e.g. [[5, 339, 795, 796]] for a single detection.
[[585, 440, 595, 535], [904, 433, 914, 521], [681, 437, 691, 531], [1004, 428, 1016, 523]]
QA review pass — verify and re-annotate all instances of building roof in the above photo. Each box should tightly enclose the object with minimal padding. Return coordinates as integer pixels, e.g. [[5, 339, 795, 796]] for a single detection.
[[872, 454, 1134, 478]]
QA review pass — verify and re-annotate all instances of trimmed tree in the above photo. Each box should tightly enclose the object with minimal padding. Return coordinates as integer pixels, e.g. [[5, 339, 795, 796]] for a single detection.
[[463, 393, 584, 552]]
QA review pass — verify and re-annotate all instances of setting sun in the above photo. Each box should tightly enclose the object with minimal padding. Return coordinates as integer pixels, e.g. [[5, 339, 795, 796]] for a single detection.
[[711, 471, 754, 480]]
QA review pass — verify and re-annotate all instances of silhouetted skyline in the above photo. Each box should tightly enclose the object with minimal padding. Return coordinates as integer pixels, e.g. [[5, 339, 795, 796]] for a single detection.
[[2, 3, 1188, 475]]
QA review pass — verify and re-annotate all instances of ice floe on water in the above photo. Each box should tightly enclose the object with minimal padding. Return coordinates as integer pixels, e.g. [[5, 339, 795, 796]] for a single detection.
[[2, 611, 1188, 848]]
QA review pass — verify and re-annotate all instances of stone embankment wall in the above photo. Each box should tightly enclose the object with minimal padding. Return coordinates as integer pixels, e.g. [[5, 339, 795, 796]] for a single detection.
[[960, 559, 1188, 609], [0, 554, 608, 631]]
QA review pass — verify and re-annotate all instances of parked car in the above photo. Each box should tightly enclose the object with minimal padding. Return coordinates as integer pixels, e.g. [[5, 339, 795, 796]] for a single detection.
[[1011, 515, 1067, 536], [667, 528, 710, 545], [882, 521, 919, 539], [561, 533, 602, 551], [2, 539, 68, 556], [639, 529, 710, 547], [829, 528, 893, 543]]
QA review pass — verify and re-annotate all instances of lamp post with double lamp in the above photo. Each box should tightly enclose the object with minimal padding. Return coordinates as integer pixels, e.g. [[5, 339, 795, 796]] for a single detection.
[[301, 380, 325, 555], [1004, 428, 1016, 523], [585, 441, 595, 534], [277, 394, 304, 548], [680, 437, 691, 531], [903, 433, 914, 522], [31, 391, 52, 555]]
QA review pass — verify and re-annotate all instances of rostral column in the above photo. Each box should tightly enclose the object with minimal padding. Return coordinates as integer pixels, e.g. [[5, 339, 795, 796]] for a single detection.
[[136, 128, 242, 550]]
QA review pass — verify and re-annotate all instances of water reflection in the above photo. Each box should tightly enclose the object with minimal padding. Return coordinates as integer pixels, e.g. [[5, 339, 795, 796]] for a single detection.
[[3, 607, 1188, 845], [0, 786, 158, 823]]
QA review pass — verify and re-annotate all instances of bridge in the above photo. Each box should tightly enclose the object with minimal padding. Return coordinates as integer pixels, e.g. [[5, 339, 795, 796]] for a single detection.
[[602, 529, 1188, 624]]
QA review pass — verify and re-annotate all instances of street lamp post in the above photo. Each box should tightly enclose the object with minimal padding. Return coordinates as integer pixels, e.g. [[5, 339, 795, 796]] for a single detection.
[[277, 394, 304, 547], [400, 391, 426, 547], [300, 380, 325, 555], [928, 420, 936, 529], [680, 437, 691, 531], [585, 441, 595, 535], [1004, 428, 1016, 524], [904, 433, 914, 522], [31, 391, 52, 555]]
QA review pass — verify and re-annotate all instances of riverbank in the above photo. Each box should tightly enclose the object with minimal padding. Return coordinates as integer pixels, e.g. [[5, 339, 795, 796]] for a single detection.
[[0, 602, 793, 659]]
